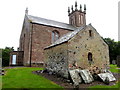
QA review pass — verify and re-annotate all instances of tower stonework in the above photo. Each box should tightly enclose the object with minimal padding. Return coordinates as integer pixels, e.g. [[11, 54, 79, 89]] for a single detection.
[[68, 2, 86, 27]]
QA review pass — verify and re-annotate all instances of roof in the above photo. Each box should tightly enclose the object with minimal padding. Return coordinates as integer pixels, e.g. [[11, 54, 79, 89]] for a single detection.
[[45, 26, 86, 49], [26, 15, 77, 31]]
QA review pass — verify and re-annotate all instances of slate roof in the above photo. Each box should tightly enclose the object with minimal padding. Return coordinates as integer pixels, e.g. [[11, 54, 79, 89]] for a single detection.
[[27, 15, 77, 31], [45, 26, 86, 49]]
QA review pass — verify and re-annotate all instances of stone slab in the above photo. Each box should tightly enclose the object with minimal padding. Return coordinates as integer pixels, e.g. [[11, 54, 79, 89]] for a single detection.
[[69, 69, 82, 85], [98, 72, 116, 82], [79, 69, 94, 83]]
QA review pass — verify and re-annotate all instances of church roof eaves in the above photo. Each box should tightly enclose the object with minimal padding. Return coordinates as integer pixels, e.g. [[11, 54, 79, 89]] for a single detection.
[[27, 15, 77, 31], [44, 26, 86, 49]]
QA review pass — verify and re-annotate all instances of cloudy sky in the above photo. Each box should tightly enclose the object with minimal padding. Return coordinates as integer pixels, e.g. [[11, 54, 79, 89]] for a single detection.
[[0, 0, 119, 50]]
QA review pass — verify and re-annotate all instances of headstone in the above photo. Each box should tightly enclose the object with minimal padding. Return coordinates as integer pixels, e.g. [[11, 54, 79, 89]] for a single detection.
[[98, 72, 116, 82], [79, 69, 94, 83], [69, 69, 82, 86], [1, 69, 4, 75], [112, 60, 116, 65]]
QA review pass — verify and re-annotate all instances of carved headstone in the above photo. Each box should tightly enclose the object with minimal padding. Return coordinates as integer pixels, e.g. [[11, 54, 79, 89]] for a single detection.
[[79, 69, 94, 83], [69, 69, 82, 86], [98, 72, 116, 82]]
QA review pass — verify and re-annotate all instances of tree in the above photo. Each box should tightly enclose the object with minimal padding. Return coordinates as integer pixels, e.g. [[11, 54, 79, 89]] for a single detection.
[[116, 41, 120, 55], [2, 47, 14, 66], [103, 38, 119, 64]]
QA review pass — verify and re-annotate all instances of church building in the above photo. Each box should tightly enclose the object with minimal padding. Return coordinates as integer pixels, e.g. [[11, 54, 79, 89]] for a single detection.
[[9, 2, 109, 73]]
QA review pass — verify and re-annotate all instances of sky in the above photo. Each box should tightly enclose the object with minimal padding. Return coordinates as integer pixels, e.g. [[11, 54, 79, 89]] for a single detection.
[[0, 0, 119, 50]]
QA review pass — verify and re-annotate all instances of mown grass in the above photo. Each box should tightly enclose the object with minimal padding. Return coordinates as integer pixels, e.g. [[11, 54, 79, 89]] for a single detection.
[[2, 67, 63, 89], [110, 64, 120, 73], [0, 76, 2, 90], [89, 64, 120, 89]]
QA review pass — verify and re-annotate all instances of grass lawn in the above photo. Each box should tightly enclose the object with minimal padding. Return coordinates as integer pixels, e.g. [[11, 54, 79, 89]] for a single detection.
[[109, 64, 120, 73], [2, 67, 63, 89], [89, 64, 120, 89], [2, 65, 120, 89]]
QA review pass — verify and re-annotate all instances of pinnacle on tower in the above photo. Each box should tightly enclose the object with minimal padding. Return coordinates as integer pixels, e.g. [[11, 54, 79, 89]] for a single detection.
[[68, 7, 70, 15], [84, 4, 86, 14], [80, 4, 82, 12], [71, 5, 74, 12], [75, 1, 78, 11]]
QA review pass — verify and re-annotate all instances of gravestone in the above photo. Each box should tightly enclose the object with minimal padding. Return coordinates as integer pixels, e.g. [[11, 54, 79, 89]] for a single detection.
[[98, 72, 116, 82], [79, 69, 94, 84], [69, 69, 82, 86], [112, 60, 116, 65]]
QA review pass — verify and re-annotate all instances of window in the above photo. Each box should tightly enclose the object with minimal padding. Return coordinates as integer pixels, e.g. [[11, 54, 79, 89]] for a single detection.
[[52, 30, 60, 43], [88, 52, 93, 65], [81, 15, 83, 24], [89, 30, 92, 37]]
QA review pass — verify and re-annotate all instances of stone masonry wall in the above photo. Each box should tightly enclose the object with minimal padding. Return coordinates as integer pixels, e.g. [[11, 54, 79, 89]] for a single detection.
[[19, 16, 72, 66], [45, 43, 69, 78], [19, 15, 32, 66], [68, 25, 110, 71], [31, 24, 71, 65]]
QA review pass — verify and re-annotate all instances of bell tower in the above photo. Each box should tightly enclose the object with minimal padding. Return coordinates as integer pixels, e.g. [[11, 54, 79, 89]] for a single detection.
[[68, 2, 86, 27]]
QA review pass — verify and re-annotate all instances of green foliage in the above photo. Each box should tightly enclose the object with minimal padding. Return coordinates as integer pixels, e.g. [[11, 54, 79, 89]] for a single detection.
[[2, 47, 14, 66], [2, 67, 63, 89], [103, 38, 120, 64]]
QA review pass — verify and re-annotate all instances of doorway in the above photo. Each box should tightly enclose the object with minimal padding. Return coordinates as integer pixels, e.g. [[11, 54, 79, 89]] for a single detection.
[[12, 55, 17, 65]]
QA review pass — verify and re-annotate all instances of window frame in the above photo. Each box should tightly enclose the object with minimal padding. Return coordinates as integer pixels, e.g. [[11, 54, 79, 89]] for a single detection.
[[52, 30, 60, 43]]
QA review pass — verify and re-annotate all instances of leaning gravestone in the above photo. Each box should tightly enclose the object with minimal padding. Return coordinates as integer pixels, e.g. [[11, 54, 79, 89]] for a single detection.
[[79, 69, 94, 84], [98, 72, 116, 82], [69, 69, 82, 86], [117, 55, 120, 67]]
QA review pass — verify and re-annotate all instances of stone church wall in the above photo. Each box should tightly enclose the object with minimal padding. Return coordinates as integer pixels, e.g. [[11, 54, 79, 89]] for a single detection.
[[19, 20, 71, 66], [68, 25, 110, 71], [19, 17, 31, 66], [45, 43, 69, 78], [31, 23, 71, 66]]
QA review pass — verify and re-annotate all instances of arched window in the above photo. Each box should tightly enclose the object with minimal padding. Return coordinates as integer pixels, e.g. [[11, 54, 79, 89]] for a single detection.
[[52, 30, 60, 43], [88, 52, 93, 65]]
